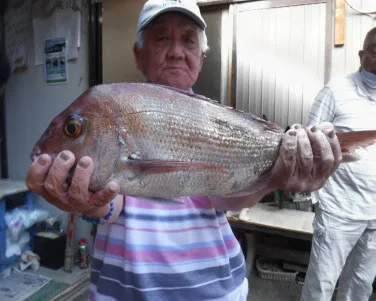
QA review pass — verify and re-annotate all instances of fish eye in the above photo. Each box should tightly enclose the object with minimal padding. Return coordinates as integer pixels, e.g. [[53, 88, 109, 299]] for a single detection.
[[63, 117, 83, 137]]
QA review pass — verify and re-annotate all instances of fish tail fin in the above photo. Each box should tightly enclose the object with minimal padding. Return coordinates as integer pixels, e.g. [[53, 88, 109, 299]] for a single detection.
[[337, 130, 376, 162]]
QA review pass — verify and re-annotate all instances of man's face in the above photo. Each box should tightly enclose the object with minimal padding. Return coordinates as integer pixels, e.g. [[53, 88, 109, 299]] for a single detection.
[[134, 13, 204, 91], [359, 31, 376, 74]]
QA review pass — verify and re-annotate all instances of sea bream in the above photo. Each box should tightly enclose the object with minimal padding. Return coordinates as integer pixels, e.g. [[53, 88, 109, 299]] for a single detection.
[[30, 82, 376, 200]]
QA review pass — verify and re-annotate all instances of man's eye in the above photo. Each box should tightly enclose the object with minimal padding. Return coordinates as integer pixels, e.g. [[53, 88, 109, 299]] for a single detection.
[[157, 36, 168, 41]]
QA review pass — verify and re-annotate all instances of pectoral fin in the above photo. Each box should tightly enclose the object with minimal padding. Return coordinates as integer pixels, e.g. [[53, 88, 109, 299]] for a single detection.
[[124, 158, 224, 174]]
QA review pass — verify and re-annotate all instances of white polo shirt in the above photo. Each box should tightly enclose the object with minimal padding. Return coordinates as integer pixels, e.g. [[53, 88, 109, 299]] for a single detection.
[[307, 71, 376, 220]]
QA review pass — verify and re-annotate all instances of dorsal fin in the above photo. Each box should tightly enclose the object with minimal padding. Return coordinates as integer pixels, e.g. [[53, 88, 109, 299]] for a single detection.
[[144, 83, 220, 104]]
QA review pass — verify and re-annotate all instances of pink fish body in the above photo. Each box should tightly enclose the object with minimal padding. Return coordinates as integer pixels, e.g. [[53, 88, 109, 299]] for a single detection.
[[30, 83, 376, 199]]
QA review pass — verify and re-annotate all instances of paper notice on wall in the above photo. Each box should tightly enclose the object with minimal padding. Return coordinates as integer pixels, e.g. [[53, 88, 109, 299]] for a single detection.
[[44, 37, 68, 84], [32, 0, 81, 66], [4, 0, 31, 73]]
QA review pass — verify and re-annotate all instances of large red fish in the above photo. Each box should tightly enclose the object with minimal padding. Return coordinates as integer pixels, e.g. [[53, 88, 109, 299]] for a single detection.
[[30, 83, 376, 200]]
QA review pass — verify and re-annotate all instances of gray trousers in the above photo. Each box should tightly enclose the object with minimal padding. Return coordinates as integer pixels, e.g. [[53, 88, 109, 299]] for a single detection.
[[301, 207, 376, 301]]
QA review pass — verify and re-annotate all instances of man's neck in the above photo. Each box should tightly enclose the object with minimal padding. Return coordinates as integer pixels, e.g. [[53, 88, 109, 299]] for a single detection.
[[360, 69, 376, 98]]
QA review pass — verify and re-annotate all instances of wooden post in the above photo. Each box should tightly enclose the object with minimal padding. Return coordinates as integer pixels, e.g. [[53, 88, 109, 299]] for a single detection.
[[335, 0, 346, 46]]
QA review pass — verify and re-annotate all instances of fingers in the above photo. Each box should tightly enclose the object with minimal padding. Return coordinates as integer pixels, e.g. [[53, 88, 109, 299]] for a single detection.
[[307, 125, 334, 177], [294, 125, 313, 179], [26, 154, 53, 193], [322, 127, 342, 175], [272, 127, 298, 188], [26, 152, 76, 212], [89, 181, 120, 207], [26, 150, 117, 214], [69, 156, 94, 206], [317, 122, 341, 172], [44, 151, 75, 198]]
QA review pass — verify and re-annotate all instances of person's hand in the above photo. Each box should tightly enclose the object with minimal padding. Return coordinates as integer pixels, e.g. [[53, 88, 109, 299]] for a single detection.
[[271, 122, 341, 192], [26, 150, 120, 214]]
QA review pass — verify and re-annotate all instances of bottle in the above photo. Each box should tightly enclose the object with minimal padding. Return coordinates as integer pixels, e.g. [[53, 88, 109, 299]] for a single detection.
[[78, 238, 88, 269]]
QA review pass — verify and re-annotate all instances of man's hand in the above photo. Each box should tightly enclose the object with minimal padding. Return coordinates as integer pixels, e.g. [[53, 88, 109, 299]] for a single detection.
[[271, 122, 342, 192], [26, 150, 120, 214]]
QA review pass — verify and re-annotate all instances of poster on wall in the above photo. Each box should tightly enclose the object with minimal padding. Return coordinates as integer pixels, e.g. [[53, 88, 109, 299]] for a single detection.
[[44, 37, 68, 84]]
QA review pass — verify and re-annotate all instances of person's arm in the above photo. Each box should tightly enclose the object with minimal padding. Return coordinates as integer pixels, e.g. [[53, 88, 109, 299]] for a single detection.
[[306, 86, 336, 126], [209, 190, 273, 211], [81, 194, 124, 223]]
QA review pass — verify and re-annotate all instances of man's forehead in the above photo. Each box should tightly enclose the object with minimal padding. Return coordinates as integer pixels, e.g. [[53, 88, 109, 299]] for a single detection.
[[364, 29, 376, 49], [148, 12, 200, 30]]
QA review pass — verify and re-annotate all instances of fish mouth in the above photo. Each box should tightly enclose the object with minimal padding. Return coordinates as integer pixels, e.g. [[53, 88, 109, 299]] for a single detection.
[[30, 145, 57, 162], [30, 145, 41, 162]]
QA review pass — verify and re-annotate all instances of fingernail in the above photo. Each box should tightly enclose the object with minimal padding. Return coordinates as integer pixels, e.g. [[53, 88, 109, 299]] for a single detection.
[[59, 151, 69, 161], [328, 130, 335, 139], [79, 158, 90, 168], [289, 130, 297, 136], [37, 155, 47, 166], [311, 126, 317, 133]]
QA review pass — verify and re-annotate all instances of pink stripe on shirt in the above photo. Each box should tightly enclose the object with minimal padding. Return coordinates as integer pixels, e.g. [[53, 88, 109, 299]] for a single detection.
[[112, 222, 229, 233], [95, 237, 239, 263], [125, 196, 214, 210]]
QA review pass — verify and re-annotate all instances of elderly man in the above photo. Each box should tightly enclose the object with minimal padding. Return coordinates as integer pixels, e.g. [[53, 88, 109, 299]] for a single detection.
[[301, 27, 376, 301], [26, 1, 342, 300]]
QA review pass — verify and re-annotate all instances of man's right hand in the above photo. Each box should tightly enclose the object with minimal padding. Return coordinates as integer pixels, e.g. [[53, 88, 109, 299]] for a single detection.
[[26, 150, 120, 214]]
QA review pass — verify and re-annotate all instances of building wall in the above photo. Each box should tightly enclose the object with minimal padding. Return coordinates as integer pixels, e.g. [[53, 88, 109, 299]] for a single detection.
[[4, 2, 95, 253]]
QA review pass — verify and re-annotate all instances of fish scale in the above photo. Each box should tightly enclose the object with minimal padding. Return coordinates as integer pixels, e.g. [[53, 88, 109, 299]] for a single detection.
[[132, 111, 279, 168]]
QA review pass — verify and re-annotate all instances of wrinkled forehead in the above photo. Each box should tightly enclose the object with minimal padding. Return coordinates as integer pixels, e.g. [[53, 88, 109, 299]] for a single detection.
[[146, 12, 200, 33]]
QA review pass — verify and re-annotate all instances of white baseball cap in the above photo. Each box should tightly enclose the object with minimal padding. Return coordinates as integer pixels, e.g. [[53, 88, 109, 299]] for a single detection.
[[137, 0, 207, 32]]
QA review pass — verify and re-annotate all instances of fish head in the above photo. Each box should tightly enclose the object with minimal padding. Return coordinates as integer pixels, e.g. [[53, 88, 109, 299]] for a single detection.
[[30, 111, 92, 162], [30, 86, 127, 190]]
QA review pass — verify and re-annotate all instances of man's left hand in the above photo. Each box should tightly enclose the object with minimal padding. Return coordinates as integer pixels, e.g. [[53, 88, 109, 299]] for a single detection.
[[271, 122, 341, 192]]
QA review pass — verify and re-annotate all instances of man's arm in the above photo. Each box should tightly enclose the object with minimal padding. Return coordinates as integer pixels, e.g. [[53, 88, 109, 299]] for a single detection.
[[82, 194, 124, 223], [306, 86, 336, 126]]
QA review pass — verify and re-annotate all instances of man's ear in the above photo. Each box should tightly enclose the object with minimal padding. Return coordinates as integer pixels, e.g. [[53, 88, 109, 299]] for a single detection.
[[358, 50, 364, 64], [198, 52, 204, 73], [133, 42, 143, 71]]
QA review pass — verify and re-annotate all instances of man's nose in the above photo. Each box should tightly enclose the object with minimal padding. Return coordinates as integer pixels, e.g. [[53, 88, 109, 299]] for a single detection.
[[167, 40, 184, 59]]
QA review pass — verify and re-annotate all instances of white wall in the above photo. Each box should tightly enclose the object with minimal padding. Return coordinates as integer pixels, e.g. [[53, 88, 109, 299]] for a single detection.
[[233, 1, 326, 129], [4, 5, 95, 254]]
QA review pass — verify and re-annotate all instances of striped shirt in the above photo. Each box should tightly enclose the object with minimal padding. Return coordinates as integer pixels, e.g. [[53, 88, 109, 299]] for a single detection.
[[307, 71, 376, 220], [89, 196, 247, 300]]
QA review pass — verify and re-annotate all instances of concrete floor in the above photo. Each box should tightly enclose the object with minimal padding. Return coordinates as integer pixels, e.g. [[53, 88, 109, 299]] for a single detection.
[[247, 268, 302, 301]]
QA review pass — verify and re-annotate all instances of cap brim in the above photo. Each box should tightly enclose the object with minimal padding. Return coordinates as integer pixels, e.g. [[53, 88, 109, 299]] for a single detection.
[[139, 7, 206, 32]]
